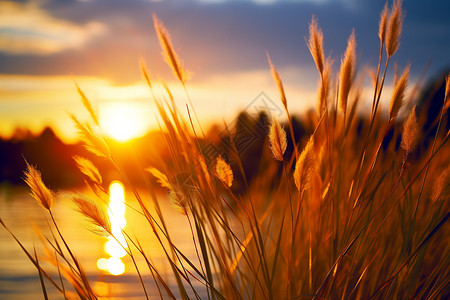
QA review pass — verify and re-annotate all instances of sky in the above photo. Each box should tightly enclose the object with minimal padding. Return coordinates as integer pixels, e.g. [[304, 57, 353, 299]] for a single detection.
[[0, 0, 449, 142]]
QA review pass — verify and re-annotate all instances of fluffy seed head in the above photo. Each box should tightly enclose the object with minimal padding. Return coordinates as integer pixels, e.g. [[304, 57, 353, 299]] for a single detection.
[[72, 193, 111, 236], [338, 30, 356, 115], [153, 14, 188, 84], [317, 58, 333, 115], [168, 190, 187, 215], [389, 65, 410, 120], [307, 15, 325, 75], [146, 167, 172, 189], [71, 115, 110, 158], [378, 2, 389, 45], [431, 164, 450, 201], [73, 156, 102, 186], [24, 162, 54, 210], [269, 119, 287, 162], [386, 0, 403, 56], [401, 107, 420, 153], [216, 155, 233, 188], [75, 84, 99, 126], [267, 53, 287, 108], [294, 136, 316, 193]]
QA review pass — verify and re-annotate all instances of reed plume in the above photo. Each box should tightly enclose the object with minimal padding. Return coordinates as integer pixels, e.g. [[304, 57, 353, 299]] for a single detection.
[[389, 64, 410, 120], [24, 162, 54, 210], [146, 167, 172, 189], [378, 2, 389, 45], [307, 15, 325, 75], [153, 14, 188, 85], [431, 164, 450, 201], [72, 193, 111, 236], [269, 119, 287, 162], [338, 30, 356, 115], [140, 59, 153, 91], [216, 155, 233, 188], [73, 156, 102, 186], [168, 190, 187, 215], [75, 84, 99, 126], [294, 136, 316, 193], [386, 0, 403, 57], [267, 53, 287, 108], [401, 107, 420, 153], [317, 58, 332, 115], [70, 114, 110, 158]]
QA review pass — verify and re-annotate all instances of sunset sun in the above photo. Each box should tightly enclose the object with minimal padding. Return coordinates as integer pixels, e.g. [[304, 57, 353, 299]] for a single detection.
[[99, 102, 148, 142]]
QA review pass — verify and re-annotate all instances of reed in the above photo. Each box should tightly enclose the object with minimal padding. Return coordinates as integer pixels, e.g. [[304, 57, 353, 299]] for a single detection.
[[269, 118, 287, 162], [3, 1, 449, 299]]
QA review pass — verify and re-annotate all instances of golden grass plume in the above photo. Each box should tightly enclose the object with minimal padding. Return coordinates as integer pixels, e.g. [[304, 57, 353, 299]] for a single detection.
[[75, 84, 99, 126], [146, 167, 172, 189], [431, 164, 450, 201], [378, 2, 389, 45], [267, 53, 287, 108], [216, 155, 233, 188], [294, 136, 316, 193], [168, 190, 187, 215], [269, 119, 287, 162], [338, 30, 356, 115], [401, 107, 420, 153], [73, 156, 102, 186], [70, 114, 110, 158], [389, 64, 410, 120], [153, 14, 188, 85], [24, 162, 54, 210], [307, 15, 325, 75], [72, 193, 111, 236], [317, 58, 333, 115], [386, 0, 403, 56]]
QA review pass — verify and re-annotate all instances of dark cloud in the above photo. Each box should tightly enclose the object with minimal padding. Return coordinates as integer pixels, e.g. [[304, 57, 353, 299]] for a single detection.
[[1, 0, 449, 83]]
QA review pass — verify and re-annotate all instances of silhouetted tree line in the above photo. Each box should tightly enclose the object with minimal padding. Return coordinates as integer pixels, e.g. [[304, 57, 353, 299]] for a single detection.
[[1, 71, 448, 192]]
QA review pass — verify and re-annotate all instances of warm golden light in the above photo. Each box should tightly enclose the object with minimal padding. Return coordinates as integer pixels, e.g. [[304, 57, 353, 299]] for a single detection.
[[105, 257, 125, 276], [97, 180, 127, 275], [99, 102, 148, 142], [105, 239, 127, 258], [96, 258, 108, 271]]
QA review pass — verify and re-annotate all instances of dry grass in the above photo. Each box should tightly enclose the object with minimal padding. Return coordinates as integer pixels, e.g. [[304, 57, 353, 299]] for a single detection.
[[389, 64, 410, 120], [3, 0, 450, 299], [24, 161, 54, 211], [268, 118, 287, 162], [386, 0, 403, 57], [215, 155, 233, 188], [338, 29, 356, 116], [293, 135, 316, 194], [401, 107, 420, 154]]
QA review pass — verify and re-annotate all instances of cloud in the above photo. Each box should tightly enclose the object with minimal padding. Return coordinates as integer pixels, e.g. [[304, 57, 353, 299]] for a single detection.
[[195, 0, 341, 3], [0, 1, 106, 55]]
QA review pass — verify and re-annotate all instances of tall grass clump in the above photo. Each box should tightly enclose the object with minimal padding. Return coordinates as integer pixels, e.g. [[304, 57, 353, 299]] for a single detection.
[[2, 0, 449, 299]]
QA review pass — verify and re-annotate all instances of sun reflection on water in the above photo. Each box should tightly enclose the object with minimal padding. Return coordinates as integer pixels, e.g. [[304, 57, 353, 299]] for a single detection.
[[97, 180, 127, 275]]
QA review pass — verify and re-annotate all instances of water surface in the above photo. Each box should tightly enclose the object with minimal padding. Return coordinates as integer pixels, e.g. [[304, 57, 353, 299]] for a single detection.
[[0, 183, 203, 299]]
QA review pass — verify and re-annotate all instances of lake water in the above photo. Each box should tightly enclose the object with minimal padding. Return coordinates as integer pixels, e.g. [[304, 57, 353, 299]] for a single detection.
[[0, 182, 205, 299]]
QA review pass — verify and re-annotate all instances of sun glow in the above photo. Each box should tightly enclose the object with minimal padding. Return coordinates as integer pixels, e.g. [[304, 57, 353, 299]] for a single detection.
[[97, 180, 127, 275], [99, 102, 148, 142]]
